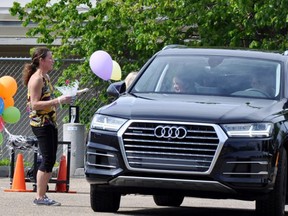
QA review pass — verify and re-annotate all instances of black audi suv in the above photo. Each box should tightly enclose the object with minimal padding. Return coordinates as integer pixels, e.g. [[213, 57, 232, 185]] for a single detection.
[[85, 46, 288, 216]]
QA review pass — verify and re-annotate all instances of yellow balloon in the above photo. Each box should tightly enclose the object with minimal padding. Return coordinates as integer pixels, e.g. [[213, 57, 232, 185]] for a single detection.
[[0, 76, 18, 98], [110, 61, 122, 81]]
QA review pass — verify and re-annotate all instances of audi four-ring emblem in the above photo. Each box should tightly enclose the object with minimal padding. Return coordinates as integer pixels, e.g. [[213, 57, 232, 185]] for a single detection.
[[154, 125, 187, 139]]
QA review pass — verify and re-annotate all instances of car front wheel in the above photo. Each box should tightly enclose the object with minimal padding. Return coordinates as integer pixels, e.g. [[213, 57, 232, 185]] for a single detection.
[[90, 184, 121, 212], [255, 148, 287, 216], [153, 195, 184, 207]]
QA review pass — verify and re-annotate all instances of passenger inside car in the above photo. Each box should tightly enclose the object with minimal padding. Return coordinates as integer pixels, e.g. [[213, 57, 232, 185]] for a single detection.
[[125, 71, 138, 88], [172, 70, 196, 93]]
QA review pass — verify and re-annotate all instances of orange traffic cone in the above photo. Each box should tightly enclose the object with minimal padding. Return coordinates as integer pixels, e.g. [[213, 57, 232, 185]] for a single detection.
[[4, 153, 33, 192], [55, 155, 67, 192]]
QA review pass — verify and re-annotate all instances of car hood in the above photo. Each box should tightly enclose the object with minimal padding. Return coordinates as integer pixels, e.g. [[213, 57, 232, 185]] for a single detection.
[[98, 94, 286, 123]]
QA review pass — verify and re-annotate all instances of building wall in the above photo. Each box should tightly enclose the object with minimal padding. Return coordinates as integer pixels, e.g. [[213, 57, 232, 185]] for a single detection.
[[0, 0, 94, 57], [0, 0, 60, 57], [1, 1, 29, 56]]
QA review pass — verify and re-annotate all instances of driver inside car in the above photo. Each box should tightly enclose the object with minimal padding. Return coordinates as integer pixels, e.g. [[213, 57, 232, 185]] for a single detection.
[[248, 73, 275, 97]]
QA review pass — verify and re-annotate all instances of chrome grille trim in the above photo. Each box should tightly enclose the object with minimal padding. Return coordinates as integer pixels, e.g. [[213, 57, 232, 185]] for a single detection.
[[86, 161, 116, 169], [127, 156, 212, 163], [223, 161, 269, 176], [86, 151, 116, 168], [109, 176, 235, 193], [125, 150, 214, 157], [223, 171, 268, 175], [128, 162, 209, 168], [87, 151, 115, 158], [125, 145, 217, 152], [118, 120, 227, 174], [123, 139, 218, 146], [226, 161, 269, 165]]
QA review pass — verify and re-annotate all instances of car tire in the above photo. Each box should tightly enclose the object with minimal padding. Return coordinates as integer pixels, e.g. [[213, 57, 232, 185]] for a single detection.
[[90, 184, 121, 212], [153, 195, 184, 207], [255, 148, 287, 216]]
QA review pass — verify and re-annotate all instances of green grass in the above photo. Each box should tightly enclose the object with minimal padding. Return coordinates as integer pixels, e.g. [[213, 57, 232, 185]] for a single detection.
[[0, 158, 10, 166]]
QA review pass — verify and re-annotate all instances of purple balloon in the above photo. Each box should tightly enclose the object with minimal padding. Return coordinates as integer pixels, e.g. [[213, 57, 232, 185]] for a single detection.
[[89, 50, 113, 81]]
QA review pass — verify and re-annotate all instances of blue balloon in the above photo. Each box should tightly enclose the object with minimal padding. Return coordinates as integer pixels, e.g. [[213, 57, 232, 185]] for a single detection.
[[0, 97, 4, 115]]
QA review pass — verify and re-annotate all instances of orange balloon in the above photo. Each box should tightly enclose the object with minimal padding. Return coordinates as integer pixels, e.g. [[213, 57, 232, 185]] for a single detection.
[[0, 83, 4, 97], [0, 76, 18, 98], [3, 97, 14, 108]]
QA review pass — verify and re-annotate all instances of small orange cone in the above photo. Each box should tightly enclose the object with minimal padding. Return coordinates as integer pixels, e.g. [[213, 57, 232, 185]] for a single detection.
[[4, 153, 33, 192], [55, 155, 67, 192]]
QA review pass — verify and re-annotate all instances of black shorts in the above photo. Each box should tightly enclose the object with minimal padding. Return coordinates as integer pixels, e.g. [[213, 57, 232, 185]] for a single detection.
[[32, 124, 58, 173]]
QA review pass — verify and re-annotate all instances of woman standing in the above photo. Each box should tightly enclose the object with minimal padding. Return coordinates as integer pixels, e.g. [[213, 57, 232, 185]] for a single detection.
[[23, 47, 72, 206]]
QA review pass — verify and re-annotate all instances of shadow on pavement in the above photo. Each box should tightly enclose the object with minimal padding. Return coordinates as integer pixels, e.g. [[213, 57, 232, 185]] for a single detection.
[[118, 206, 256, 216]]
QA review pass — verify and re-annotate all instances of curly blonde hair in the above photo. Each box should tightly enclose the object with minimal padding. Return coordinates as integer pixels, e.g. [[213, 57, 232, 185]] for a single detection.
[[125, 71, 138, 88]]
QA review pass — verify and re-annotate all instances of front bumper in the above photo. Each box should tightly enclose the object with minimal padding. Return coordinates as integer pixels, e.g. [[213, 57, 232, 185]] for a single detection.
[[85, 121, 278, 198]]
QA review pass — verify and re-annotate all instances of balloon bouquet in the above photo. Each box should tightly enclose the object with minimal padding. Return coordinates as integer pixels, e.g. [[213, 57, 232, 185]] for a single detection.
[[0, 76, 21, 146], [89, 50, 122, 81]]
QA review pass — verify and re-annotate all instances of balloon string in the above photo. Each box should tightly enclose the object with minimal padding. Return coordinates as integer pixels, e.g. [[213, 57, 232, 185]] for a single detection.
[[108, 80, 120, 95], [0, 121, 35, 150], [0, 120, 9, 135]]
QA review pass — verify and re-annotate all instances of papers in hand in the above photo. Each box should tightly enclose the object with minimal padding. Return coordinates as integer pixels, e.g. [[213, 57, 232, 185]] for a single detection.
[[55, 80, 79, 96], [77, 88, 89, 95]]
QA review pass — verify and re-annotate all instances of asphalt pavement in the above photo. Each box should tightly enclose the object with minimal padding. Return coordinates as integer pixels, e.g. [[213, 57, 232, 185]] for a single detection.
[[0, 176, 95, 216], [0, 175, 259, 216]]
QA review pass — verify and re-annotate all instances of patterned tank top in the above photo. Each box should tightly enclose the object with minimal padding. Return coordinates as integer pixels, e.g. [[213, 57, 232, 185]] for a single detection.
[[27, 77, 57, 127]]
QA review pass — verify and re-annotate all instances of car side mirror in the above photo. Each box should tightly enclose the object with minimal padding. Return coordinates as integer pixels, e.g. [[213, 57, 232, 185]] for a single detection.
[[106, 81, 126, 97]]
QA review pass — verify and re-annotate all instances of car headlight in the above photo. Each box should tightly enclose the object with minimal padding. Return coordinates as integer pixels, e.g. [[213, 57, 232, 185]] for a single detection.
[[91, 114, 127, 132], [221, 123, 273, 137]]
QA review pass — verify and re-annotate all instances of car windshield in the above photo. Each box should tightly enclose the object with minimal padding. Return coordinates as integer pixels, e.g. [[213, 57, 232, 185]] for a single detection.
[[132, 55, 281, 99]]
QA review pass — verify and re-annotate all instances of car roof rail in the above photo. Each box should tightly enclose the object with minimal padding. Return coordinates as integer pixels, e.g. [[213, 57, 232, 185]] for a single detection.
[[283, 50, 288, 56], [162, 44, 187, 50]]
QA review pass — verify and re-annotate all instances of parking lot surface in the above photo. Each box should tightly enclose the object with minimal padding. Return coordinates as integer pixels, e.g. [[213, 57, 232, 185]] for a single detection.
[[0, 177, 94, 215], [0, 176, 260, 216]]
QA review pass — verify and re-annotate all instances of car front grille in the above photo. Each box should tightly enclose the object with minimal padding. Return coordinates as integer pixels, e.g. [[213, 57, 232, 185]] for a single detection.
[[121, 121, 222, 173]]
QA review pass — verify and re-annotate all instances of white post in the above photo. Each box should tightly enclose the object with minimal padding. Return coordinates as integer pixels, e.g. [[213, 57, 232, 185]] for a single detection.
[[63, 123, 85, 177]]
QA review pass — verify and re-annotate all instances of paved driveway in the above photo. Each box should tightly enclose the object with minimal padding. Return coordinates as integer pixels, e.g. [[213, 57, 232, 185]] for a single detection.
[[0, 177, 265, 216]]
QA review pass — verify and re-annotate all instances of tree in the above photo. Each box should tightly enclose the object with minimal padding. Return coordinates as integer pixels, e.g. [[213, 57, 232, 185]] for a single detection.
[[10, 0, 196, 69], [10, 0, 197, 126], [10, 0, 288, 125], [193, 0, 288, 50]]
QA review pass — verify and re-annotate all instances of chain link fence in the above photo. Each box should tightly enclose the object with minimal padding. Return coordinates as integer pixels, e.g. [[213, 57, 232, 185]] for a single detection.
[[0, 57, 106, 167]]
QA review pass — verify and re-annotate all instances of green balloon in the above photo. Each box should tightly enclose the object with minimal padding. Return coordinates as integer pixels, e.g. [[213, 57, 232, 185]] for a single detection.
[[2, 106, 21, 124], [0, 133, 3, 145]]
